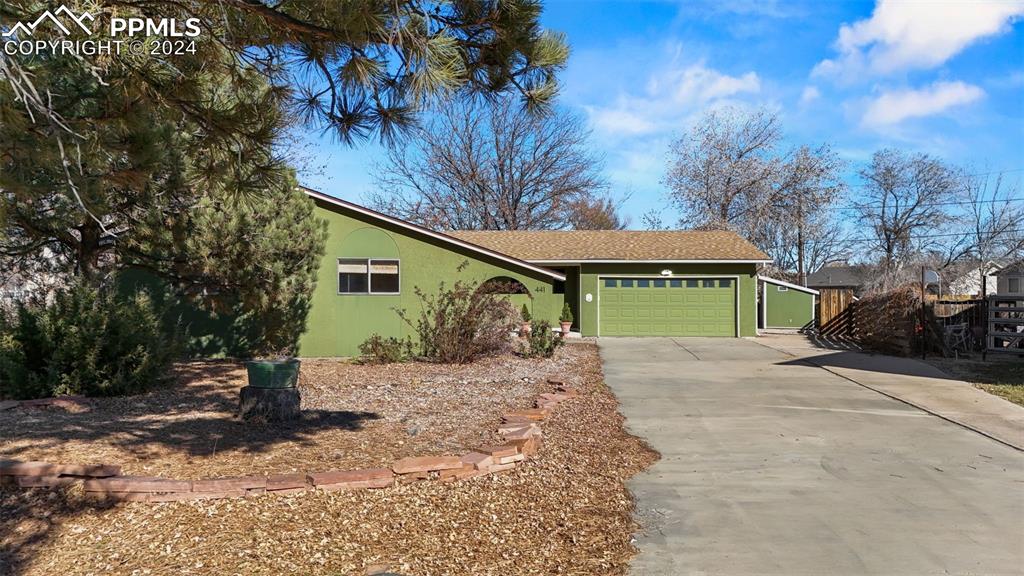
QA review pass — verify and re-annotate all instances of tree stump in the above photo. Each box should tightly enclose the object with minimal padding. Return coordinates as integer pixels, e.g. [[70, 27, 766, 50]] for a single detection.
[[239, 386, 301, 422]]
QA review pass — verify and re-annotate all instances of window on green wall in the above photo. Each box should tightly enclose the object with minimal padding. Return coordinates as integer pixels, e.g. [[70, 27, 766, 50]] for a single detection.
[[370, 260, 400, 293], [338, 258, 400, 294]]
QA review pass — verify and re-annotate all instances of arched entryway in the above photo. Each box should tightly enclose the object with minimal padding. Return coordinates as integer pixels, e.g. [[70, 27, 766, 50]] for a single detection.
[[478, 276, 533, 318]]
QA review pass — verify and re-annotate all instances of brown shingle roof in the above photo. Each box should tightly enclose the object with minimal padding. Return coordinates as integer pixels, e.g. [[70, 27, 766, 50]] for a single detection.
[[447, 230, 770, 262]]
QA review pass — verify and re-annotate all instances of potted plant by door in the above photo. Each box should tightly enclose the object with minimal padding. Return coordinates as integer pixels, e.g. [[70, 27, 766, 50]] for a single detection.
[[240, 346, 301, 421], [559, 303, 574, 336], [520, 303, 532, 336]]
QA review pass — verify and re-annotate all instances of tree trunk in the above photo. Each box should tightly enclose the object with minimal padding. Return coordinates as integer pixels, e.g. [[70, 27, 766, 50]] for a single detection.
[[75, 220, 102, 279], [239, 386, 301, 422]]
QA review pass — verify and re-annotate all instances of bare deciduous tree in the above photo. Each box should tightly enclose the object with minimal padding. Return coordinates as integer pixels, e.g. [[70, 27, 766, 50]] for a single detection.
[[664, 108, 846, 284], [757, 144, 847, 284], [853, 149, 958, 286], [371, 97, 612, 230], [641, 209, 669, 231], [664, 107, 781, 231], [947, 171, 1024, 295], [564, 194, 630, 230]]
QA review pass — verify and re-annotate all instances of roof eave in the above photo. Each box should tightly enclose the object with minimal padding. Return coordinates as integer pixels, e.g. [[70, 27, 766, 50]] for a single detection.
[[300, 187, 566, 282], [758, 275, 820, 295]]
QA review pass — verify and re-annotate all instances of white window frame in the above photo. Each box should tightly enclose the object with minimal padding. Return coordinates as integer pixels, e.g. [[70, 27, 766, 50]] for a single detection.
[[777, 285, 789, 292], [337, 258, 401, 295], [1010, 277, 1022, 294]]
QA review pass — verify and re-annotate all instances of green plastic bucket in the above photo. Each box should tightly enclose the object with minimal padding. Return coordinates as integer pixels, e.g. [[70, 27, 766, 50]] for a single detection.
[[245, 359, 300, 389]]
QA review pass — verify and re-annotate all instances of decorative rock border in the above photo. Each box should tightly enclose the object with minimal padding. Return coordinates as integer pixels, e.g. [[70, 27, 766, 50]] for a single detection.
[[0, 379, 579, 504]]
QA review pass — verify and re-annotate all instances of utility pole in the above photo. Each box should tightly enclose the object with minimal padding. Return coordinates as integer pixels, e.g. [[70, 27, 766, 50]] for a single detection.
[[920, 265, 927, 360], [797, 190, 806, 286]]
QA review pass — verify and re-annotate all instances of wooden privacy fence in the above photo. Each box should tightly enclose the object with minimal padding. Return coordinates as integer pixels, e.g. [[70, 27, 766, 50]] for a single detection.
[[931, 298, 987, 353], [818, 288, 856, 337], [849, 287, 919, 356], [816, 287, 1024, 358]]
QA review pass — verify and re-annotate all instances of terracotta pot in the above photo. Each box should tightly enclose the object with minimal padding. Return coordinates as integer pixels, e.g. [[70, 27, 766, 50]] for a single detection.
[[560, 321, 572, 335]]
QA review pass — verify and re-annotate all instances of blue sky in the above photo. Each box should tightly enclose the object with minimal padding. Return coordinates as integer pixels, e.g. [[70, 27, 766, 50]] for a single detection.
[[301, 0, 1024, 228]]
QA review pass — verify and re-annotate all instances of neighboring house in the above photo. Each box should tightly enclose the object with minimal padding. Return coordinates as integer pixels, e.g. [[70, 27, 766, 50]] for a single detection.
[[806, 261, 1008, 298], [944, 260, 1004, 297], [996, 262, 1024, 296], [758, 276, 817, 331], [292, 188, 769, 357], [806, 264, 872, 294]]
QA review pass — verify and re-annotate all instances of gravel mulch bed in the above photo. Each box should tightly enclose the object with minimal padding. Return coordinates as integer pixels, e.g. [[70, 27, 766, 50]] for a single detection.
[[0, 351, 583, 479], [0, 342, 659, 576]]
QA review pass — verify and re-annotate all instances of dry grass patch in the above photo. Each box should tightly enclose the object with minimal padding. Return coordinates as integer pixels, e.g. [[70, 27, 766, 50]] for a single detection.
[[926, 357, 1024, 407], [0, 343, 658, 576]]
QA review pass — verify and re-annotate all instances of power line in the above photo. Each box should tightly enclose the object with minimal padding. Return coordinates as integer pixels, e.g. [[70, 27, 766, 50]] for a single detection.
[[834, 195, 1024, 212], [757, 228, 1024, 252], [840, 167, 1024, 189]]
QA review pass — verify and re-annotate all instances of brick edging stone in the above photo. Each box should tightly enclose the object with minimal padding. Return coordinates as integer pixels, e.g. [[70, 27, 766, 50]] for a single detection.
[[0, 379, 580, 503]]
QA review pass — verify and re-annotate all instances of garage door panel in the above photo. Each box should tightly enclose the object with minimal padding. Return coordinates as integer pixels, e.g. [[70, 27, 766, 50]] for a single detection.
[[600, 278, 735, 337]]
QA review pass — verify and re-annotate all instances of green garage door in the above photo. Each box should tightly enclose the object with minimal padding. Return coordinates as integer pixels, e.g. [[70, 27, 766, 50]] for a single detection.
[[599, 277, 736, 336]]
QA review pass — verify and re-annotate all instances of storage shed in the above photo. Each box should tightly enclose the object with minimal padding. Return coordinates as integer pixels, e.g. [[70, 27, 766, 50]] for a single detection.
[[759, 276, 818, 331]]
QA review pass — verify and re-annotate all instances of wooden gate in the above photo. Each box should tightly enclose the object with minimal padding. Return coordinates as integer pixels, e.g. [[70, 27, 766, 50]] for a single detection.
[[987, 295, 1024, 357], [818, 288, 856, 336]]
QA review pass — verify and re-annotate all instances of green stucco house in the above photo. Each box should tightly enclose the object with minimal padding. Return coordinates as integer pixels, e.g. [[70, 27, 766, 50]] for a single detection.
[[759, 276, 818, 331], [298, 188, 771, 357]]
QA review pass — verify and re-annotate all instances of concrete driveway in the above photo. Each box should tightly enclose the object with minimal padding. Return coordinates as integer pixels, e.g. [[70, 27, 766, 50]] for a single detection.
[[600, 337, 1024, 576]]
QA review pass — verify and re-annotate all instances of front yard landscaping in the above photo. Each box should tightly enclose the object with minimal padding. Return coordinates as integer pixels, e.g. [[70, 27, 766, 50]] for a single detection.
[[0, 342, 658, 575], [0, 351, 568, 479], [927, 357, 1024, 407]]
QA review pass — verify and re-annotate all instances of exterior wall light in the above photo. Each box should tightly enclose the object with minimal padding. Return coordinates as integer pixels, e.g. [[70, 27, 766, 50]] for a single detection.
[[661, 269, 673, 276]]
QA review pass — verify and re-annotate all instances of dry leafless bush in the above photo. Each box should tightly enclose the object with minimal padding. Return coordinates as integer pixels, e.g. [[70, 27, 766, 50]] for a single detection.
[[396, 279, 518, 364], [854, 284, 921, 355]]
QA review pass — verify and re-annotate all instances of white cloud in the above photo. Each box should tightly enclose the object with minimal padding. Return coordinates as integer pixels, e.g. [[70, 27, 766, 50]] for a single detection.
[[862, 81, 985, 127], [587, 60, 761, 136], [814, 0, 1024, 78], [678, 0, 805, 20], [586, 108, 656, 136], [799, 85, 821, 106]]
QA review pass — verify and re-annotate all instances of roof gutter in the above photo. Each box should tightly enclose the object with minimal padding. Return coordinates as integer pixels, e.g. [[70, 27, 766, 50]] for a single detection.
[[528, 259, 771, 265]]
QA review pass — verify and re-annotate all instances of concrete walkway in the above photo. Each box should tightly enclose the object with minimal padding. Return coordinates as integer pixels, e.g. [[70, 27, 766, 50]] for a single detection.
[[757, 334, 1024, 451], [600, 337, 1024, 576]]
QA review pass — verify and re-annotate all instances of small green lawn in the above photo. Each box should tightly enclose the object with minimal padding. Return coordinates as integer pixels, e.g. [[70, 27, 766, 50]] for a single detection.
[[927, 358, 1024, 407]]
